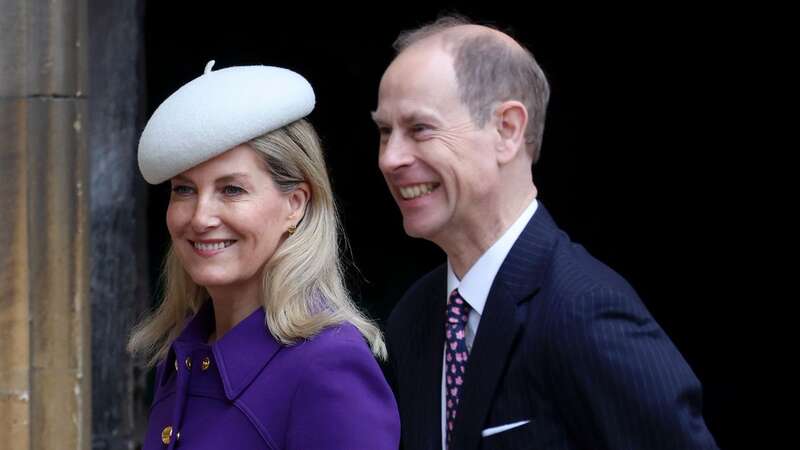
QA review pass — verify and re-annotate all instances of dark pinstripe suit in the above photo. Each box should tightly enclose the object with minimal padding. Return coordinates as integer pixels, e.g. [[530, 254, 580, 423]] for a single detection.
[[385, 205, 718, 450]]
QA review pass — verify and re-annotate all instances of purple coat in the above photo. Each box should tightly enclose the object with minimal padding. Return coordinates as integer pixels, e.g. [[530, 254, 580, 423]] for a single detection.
[[143, 302, 400, 449]]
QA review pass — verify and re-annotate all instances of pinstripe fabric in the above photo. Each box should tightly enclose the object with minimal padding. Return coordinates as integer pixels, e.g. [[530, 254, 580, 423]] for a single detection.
[[385, 204, 718, 450]]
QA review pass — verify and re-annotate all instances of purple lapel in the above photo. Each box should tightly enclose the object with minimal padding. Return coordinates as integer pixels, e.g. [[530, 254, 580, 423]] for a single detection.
[[158, 301, 283, 401]]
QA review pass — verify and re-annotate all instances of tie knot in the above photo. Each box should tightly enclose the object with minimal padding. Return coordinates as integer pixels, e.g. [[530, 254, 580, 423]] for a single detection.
[[447, 289, 470, 325]]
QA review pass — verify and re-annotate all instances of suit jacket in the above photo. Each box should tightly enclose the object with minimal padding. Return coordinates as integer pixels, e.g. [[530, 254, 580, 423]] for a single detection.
[[143, 301, 400, 450], [385, 205, 717, 450]]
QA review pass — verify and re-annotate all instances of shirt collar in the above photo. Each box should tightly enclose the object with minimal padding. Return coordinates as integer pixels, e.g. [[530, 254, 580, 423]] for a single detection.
[[447, 198, 538, 315]]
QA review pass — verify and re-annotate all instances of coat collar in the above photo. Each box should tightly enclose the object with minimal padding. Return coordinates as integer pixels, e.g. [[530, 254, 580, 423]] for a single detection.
[[419, 267, 449, 449], [395, 264, 448, 450], [161, 301, 283, 401]]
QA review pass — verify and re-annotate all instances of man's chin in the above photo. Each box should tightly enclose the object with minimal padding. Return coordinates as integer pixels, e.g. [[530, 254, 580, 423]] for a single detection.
[[402, 219, 441, 241]]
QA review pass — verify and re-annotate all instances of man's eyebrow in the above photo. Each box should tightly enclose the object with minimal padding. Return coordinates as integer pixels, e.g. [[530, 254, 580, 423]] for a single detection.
[[401, 112, 438, 125], [370, 111, 386, 125], [371, 111, 441, 126]]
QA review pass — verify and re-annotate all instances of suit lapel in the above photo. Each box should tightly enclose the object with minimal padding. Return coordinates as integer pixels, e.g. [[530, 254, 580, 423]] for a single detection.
[[451, 205, 560, 450]]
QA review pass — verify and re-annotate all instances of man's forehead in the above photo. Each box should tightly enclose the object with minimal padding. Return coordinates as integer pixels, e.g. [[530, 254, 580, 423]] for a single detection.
[[378, 62, 457, 105], [384, 42, 453, 84], [371, 105, 441, 125]]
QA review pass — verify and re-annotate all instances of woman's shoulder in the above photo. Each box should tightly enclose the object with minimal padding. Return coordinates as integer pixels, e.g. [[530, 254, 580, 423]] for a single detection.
[[234, 321, 385, 401], [287, 321, 373, 363], [252, 322, 381, 393], [235, 321, 398, 448]]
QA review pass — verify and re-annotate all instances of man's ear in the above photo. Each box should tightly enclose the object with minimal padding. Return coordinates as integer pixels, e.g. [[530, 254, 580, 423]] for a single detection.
[[493, 100, 528, 165], [287, 182, 310, 224]]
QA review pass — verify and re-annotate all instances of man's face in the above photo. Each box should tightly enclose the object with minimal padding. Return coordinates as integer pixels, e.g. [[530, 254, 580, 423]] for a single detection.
[[374, 44, 499, 243]]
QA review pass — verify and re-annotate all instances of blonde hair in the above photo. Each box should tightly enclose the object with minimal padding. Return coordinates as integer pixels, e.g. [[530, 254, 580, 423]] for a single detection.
[[128, 119, 386, 366]]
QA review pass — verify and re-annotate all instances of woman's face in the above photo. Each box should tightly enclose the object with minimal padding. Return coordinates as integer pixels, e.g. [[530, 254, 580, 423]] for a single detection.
[[166, 144, 306, 292]]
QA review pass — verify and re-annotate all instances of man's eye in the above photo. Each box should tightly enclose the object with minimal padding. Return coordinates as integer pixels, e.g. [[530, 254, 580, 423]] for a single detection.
[[377, 127, 391, 145], [411, 124, 430, 133]]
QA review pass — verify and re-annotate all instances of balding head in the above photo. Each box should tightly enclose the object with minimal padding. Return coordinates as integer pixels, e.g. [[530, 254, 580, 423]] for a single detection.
[[393, 16, 550, 163], [395, 20, 521, 53]]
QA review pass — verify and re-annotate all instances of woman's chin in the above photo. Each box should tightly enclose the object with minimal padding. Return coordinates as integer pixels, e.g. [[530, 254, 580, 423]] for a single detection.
[[188, 273, 236, 289]]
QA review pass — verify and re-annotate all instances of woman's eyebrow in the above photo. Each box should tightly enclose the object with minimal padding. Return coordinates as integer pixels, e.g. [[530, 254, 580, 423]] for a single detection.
[[215, 173, 251, 183]]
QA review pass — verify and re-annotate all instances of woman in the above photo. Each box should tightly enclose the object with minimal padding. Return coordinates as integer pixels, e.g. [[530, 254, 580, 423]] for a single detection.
[[130, 61, 400, 449]]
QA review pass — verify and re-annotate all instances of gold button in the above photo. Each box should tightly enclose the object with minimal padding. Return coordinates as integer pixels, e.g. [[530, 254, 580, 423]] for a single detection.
[[185, 356, 192, 370], [161, 425, 173, 445], [201, 356, 211, 371]]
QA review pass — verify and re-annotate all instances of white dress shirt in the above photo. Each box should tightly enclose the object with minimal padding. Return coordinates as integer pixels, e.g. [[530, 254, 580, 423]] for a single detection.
[[441, 198, 538, 447]]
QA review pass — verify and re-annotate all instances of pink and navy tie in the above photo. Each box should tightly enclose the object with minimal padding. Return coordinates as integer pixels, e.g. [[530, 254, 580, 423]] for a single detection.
[[445, 288, 471, 447]]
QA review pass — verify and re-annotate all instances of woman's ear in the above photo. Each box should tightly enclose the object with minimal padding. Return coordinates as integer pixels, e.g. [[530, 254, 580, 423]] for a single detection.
[[287, 182, 310, 224]]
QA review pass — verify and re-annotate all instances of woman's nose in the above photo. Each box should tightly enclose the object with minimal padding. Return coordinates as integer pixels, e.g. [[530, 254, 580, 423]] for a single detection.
[[190, 196, 221, 233]]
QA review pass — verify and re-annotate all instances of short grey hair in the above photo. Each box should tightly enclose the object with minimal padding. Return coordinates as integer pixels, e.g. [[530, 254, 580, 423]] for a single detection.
[[394, 15, 550, 163]]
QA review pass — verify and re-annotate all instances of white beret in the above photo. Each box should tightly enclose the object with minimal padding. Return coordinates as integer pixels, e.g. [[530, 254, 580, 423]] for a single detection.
[[138, 61, 315, 184]]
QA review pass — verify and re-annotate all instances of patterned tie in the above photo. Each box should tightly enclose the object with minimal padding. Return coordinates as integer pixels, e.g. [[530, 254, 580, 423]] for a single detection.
[[445, 288, 471, 447]]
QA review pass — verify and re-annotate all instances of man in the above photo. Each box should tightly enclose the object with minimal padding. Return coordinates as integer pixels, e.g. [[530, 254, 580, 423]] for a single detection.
[[373, 16, 718, 450]]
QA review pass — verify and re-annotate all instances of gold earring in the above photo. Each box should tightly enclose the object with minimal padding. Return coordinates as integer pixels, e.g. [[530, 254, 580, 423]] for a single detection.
[[287, 224, 297, 235]]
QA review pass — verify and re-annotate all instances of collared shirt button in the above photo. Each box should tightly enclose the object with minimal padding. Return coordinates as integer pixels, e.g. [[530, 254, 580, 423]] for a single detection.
[[184, 356, 192, 370], [201, 356, 211, 371]]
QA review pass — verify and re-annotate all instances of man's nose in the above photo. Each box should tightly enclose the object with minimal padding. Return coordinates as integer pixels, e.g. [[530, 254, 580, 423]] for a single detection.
[[378, 133, 415, 174]]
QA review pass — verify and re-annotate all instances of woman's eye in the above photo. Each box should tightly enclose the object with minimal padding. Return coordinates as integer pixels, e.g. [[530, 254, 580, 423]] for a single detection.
[[171, 185, 194, 196], [222, 185, 245, 196]]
